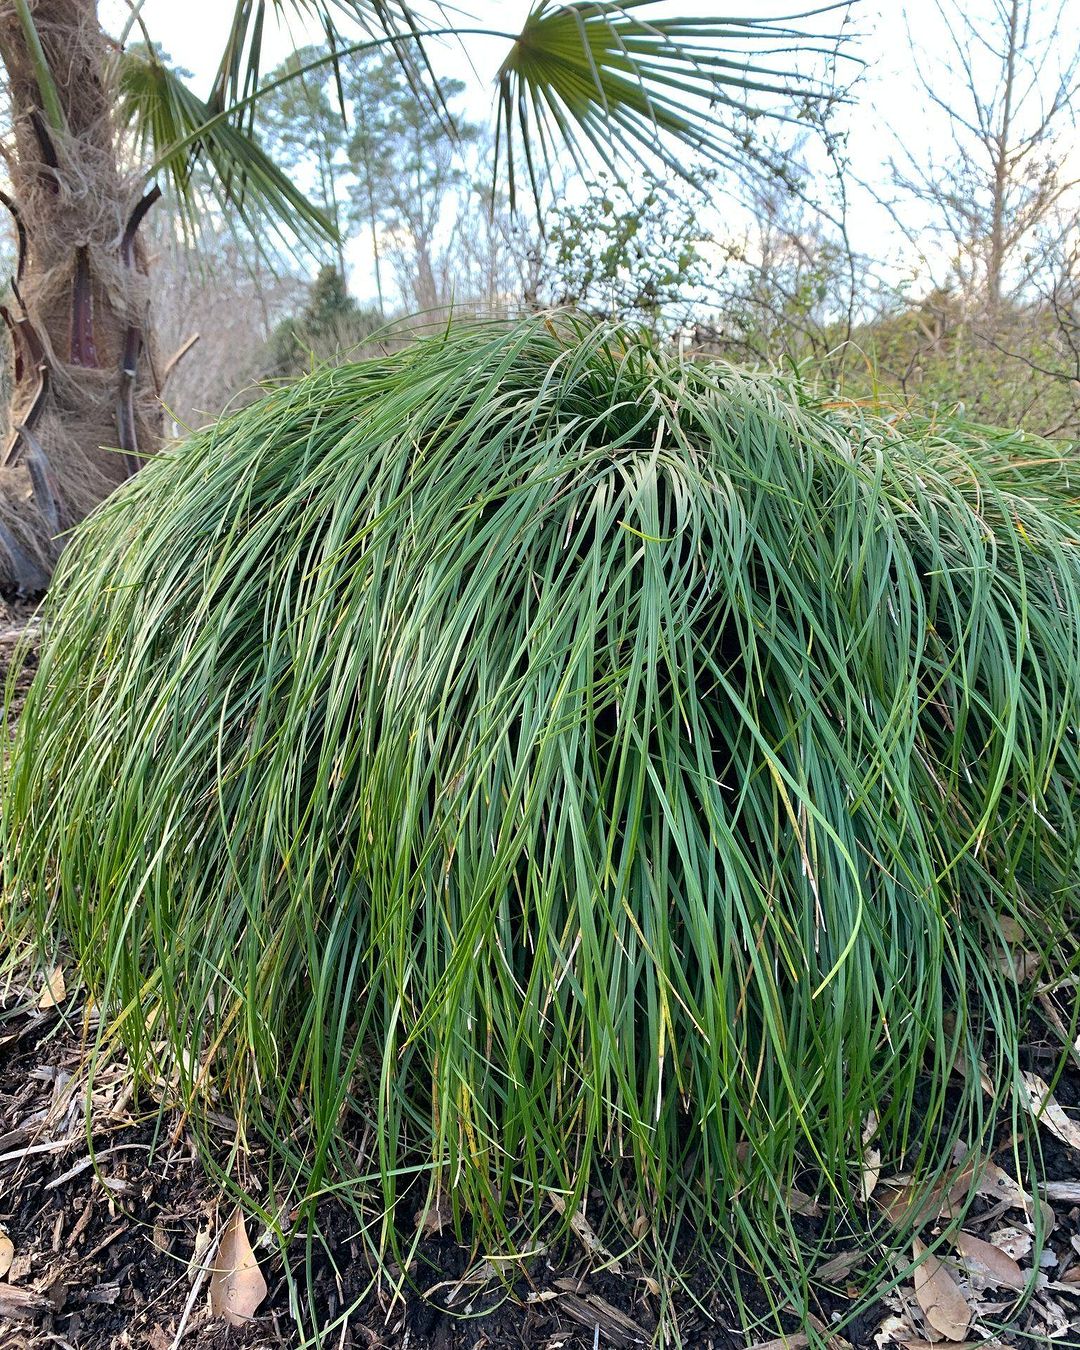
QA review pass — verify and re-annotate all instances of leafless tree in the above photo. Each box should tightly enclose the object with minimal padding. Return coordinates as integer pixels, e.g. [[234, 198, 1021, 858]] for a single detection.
[[891, 0, 1079, 315], [147, 213, 307, 434]]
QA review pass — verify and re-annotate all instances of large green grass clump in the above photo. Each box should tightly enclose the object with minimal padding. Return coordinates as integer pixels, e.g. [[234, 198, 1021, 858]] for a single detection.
[[5, 319, 1080, 1312]]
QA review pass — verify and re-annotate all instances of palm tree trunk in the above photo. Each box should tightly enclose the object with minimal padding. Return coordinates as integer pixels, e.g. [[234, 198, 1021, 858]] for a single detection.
[[0, 0, 161, 594]]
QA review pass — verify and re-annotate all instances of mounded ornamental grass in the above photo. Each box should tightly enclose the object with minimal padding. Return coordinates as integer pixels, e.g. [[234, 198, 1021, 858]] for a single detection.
[[5, 317, 1080, 1328]]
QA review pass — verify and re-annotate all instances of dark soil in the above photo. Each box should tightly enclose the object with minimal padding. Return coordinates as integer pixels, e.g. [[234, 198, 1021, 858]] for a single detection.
[[0, 984, 799, 1350], [7, 967, 1080, 1348], [3, 612, 1080, 1349]]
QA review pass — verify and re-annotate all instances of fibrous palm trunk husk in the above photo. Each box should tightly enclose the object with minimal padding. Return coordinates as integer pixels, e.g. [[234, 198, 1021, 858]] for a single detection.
[[0, 0, 162, 594]]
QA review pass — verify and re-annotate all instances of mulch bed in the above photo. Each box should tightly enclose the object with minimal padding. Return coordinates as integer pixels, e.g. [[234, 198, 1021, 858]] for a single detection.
[[0, 983, 773, 1350], [3, 608, 1080, 1349]]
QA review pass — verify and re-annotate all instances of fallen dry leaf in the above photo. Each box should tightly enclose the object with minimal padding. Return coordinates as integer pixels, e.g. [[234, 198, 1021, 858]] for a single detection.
[[37, 966, 65, 1009], [971, 1059, 997, 1096], [1019, 1072, 1080, 1152], [874, 1175, 951, 1229], [415, 1184, 451, 1238], [991, 923, 1040, 983], [0, 1234, 12, 1280], [998, 917, 1025, 945], [818, 1249, 863, 1281], [209, 1207, 266, 1327], [875, 1181, 922, 1227], [786, 1187, 822, 1218], [989, 1225, 1032, 1262], [861, 1110, 882, 1203], [549, 1194, 622, 1273], [187, 1222, 212, 1284], [804, 1313, 852, 1349], [873, 1314, 912, 1348], [898, 1342, 1008, 1349], [1012, 951, 1042, 981], [953, 1231, 1025, 1291], [980, 1165, 1028, 1210], [912, 1237, 972, 1342]]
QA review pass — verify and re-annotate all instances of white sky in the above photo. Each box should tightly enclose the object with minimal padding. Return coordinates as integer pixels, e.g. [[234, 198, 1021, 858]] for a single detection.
[[101, 0, 910, 95], [96, 0, 1079, 305]]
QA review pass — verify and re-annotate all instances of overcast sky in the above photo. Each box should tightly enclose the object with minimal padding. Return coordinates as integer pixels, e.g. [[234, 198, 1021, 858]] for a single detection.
[[100, 0, 911, 91], [95, 0, 1079, 305]]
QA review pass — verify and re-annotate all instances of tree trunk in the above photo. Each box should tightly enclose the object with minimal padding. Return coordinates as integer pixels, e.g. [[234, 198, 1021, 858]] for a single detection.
[[0, 0, 161, 594], [987, 0, 1020, 317]]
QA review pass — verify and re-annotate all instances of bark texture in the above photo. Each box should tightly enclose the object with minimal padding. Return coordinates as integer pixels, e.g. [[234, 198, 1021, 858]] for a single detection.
[[0, 0, 161, 593]]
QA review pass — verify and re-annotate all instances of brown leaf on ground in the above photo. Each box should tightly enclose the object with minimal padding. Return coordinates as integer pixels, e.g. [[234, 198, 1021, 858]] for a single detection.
[[998, 917, 1025, 945], [549, 1193, 623, 1273], [992, 919, 1040, 984], [874, 1313, 913, 1347], [974, 1158, 1052, 1227], [415, 1184, 451, 1238], [1019, 1072, 1080, 1151], [861, 1110, 882, 1202], [0, 1233, 12, 1280], [187, 1221, 212, 1283], [912, 1237, 972, 1341], [37, 967, 65, 1010], [898, 1342, 1009, 1349], [818, 1249, 864, 1281], [988, 1225, 1032, 1262], [953, 1231, 1025, 1290], [874, 1175, 951, 1229], [208, 1207, 267, 1327], [786, 1187, 822, 1217], [805, 1313, 852, 1348]]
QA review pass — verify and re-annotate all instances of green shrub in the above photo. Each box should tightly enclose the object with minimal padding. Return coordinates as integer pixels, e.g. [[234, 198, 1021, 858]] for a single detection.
[[5, 318, 1080, 1322], [265, 265, 383, 377]]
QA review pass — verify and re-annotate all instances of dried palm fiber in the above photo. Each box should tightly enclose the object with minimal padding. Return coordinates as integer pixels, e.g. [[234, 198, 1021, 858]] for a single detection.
[[0, 0, 161, 591], [5, 318, 1080, 1322]]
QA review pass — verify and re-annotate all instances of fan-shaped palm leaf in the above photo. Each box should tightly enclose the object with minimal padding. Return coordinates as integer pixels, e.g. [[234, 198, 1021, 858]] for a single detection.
[[118, 2, 850, 250], [495, 1, 851, 200], [119, 49, 336, 250]]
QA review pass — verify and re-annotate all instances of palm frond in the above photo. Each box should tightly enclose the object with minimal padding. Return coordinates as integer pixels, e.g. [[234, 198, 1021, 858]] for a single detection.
[[210, 1, 445, 136], [496, 1, 853, 201], [118, 48, 335, 251], [122, 1, 852, 252]]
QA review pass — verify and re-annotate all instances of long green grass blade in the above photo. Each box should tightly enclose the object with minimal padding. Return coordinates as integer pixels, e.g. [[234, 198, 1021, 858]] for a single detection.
[[4, 317, 1079, 1340]]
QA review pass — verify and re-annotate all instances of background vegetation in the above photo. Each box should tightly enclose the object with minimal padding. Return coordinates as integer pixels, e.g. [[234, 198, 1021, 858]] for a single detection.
[[10, 318, 1080, 1337], [139, 0, 1080, 443]]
